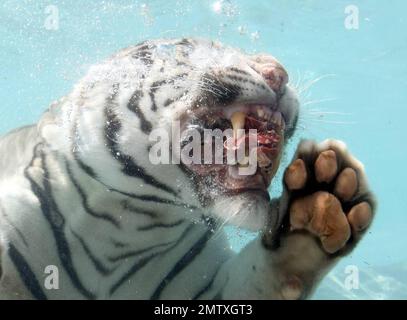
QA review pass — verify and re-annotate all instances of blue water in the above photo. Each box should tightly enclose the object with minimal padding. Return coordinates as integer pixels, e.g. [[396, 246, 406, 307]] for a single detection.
[[1, 0, 406, 299]]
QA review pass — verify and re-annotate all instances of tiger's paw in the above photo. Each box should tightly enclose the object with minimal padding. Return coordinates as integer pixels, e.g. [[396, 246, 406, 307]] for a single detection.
[[260, 140, 376, 299], [281, 139, 376, 255]]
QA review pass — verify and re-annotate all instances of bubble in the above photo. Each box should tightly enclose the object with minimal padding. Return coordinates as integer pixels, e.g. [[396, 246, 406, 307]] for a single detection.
[[250, 31, 260, 42], [212, 1, 223, 14], [238, 25, 247, 35], [211, 0, 238, 17]]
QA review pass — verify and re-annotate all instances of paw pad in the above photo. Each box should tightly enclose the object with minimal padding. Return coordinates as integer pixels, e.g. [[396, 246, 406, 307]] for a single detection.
[[283, 140, 375, 255]]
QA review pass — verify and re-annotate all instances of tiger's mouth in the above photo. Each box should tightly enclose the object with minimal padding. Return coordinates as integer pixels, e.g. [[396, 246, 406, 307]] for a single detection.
[[180, 103, 285, 198]]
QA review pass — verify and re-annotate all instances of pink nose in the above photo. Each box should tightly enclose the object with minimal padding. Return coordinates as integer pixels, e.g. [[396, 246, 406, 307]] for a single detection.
[[250, 55, 289, 93], [260, 65, 288, 93]]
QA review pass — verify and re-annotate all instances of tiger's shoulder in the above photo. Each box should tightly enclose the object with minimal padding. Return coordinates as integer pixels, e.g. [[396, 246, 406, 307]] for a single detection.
[[0, 125, 40, 181]]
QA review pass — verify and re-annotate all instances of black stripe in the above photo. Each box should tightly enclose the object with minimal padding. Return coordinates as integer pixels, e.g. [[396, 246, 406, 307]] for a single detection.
[[192, 264, 222, 300], [132, 49, 154, 65], [24, 144, 95, 299], [212, 275, 229, 300], [150, 227, 214, 299], [69, 143, 196, 211], [176, 61, 189, 66], [110, 188, 194, 209], [109, 252, 160, 296], [163, 91, 188, 107], [226, 74, 258, 86], [75, 154, 97, 178], [71, 151, 184, 211], [104, 90, 178, 197], [134, 43, 150, 51], [149, 73, 188, 111], [68, 156, 196, 213], [61, 159, 196, 211], [177, 38, 193, 47], [228, 67, 251, 76], [71, 229, 114, 276], [121, 199, 157, 218], [110, 238, 130, 249], [65, 160, 120, 228], [149, 80, 165, 112], [201, 216, 217, 230], [107, 240, 175, 264], [109, 223, 195, 296], [73, 156, 100, 182], [8, 243, 48, 300], [127, 90, 153, 134], [118, 190, 187, 206], [137, 219, 184, 231]]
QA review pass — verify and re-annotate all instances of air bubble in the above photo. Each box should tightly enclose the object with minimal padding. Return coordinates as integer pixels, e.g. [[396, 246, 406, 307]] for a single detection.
[[238, 25, 247, 35], [211, 0, 239, 17], [250, 31, 260, 42], [212, 1, 222, 14]]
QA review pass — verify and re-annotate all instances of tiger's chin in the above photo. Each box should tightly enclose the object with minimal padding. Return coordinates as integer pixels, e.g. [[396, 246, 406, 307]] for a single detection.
[[192, 163, 280, 231], [209, 189, 272, 231]]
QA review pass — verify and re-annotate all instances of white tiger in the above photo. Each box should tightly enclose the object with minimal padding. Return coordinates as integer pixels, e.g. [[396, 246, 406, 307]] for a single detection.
[[0, 38, 375, 299]]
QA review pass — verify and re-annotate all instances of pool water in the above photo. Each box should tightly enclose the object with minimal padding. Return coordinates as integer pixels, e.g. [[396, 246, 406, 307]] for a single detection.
[[1, 0, 406, 299]]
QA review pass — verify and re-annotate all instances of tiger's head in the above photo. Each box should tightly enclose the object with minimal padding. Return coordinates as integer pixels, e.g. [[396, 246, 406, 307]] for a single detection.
[[44, 38, 299, 232]]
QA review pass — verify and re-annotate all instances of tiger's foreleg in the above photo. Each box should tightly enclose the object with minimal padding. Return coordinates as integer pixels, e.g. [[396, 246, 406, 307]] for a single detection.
[[201, 226, 330, 299]]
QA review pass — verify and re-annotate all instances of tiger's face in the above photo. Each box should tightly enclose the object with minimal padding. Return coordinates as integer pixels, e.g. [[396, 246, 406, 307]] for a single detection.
[[144, 39, 301, 230], [172, 44, 299, 230], [61, 38, 299, 232]]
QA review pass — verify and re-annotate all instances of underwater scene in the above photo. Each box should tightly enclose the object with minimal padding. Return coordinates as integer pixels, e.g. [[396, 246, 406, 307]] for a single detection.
[[0, 0, 406, 300]]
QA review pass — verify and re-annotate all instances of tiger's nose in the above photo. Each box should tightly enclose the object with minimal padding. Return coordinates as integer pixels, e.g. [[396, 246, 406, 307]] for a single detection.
[[250, 55, 289, 94], [260, 64, 288, 93]]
